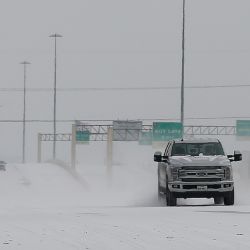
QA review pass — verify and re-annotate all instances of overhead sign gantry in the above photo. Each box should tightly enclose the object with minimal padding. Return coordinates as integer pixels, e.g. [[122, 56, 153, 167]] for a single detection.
[[38, 122, 238, 168]]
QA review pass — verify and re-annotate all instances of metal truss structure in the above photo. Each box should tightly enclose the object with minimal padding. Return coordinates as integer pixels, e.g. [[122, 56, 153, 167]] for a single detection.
[[40, 125, 237, 142], [184, 126, 236, 136], [40, 133, 72, 141]]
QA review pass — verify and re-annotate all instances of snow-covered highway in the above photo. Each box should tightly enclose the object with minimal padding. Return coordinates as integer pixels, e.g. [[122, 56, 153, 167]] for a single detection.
[[0, 163, 249, 250]]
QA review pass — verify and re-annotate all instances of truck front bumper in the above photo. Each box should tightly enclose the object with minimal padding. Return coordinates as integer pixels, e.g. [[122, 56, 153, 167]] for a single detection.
[[168, 181, 234, 198]]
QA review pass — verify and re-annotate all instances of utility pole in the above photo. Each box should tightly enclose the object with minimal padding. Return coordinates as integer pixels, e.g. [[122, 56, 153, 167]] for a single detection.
[[20, 61, 31, 164], [49, 33, 62, 160], [181, 0, 186, 125]]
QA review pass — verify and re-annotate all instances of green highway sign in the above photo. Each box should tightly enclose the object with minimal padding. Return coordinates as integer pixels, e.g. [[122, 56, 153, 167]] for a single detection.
[[236, 120, 250, 136], [139, 131, 153, 145], [153, 122, 183, 141], [76, 130, 90, 143]]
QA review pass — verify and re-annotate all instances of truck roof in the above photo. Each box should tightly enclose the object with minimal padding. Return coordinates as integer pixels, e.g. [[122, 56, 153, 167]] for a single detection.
[[173, 138, 220, 144]]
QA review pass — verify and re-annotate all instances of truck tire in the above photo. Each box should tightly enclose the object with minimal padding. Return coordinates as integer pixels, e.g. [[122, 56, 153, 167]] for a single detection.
[[166, 185, 177, 206], [158, 182, 163, 201], [158, 176, 164, 195], [224, 189, 234, 206], [157, 168, 161, 194], [214, 197, 223, 205], [158, 168, 165, 195]]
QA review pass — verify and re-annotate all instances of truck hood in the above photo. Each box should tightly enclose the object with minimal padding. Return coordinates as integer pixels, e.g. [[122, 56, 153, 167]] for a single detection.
[[169, 155, 231, 167]]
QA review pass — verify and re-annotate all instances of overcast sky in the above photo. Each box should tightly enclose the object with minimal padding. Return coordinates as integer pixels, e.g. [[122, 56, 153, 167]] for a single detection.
[[1, 0, 250, 118], [1, 0, 250, 161]]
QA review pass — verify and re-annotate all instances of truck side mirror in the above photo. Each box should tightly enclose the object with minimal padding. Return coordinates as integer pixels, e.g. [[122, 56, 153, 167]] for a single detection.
[[154, 151, 162, 162], [234, 150, 242, 161], [228, 150, 242, 162]]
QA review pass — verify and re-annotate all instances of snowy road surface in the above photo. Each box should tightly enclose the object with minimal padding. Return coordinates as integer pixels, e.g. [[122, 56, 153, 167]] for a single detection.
[[0, 163, 249, 250], [1, 206, 250, 250]]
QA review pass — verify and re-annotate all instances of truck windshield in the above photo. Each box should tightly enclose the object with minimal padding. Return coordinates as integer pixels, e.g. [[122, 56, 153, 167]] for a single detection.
[[171, 142, 225, 156]]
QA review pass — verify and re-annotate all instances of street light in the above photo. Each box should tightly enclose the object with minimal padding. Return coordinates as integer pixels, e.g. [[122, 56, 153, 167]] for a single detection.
[[49, 33, 62, 160], [20, 61, 31, 163], [181, 0, 186, 125]]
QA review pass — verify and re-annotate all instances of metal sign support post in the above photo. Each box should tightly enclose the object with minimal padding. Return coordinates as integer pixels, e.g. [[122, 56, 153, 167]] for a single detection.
[[107, 127, 113, 174], [181, 0, 186, 125], [20, 61, 31, 163], [71, 124, 76, 169]]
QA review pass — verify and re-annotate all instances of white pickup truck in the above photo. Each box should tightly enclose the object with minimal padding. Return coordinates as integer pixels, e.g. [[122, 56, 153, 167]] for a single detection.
[[154, 138, 242, 206]]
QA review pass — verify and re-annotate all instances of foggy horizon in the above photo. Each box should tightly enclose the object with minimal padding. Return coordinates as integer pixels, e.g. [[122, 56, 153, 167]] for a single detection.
[[0, 0, 250, 161]]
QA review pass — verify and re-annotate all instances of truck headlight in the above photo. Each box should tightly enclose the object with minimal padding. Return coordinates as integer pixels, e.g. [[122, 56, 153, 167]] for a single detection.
[[170, 167, 179, 181], [224, 166, 232, 180]]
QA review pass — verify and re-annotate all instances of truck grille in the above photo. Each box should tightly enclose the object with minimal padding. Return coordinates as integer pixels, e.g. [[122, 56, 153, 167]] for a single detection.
[[179, 167, 225, 182], [183, 178, 221, 182], [183, 184, 221, 189]]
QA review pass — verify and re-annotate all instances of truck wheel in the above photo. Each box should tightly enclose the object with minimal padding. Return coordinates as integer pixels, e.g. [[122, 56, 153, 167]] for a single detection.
[[158, 191, 165, 205], [158, 182, 163, 200], [214, 197, 223, 205], [166, 186, 177, 206], [158, 180, 165, 194], [224, 189, 234, 206]]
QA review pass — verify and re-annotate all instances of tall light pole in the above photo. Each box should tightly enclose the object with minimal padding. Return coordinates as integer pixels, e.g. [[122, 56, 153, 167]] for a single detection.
[[20, 61, 31, 164], [50, 33, 62, 160], [181, 0, 186, 125]]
